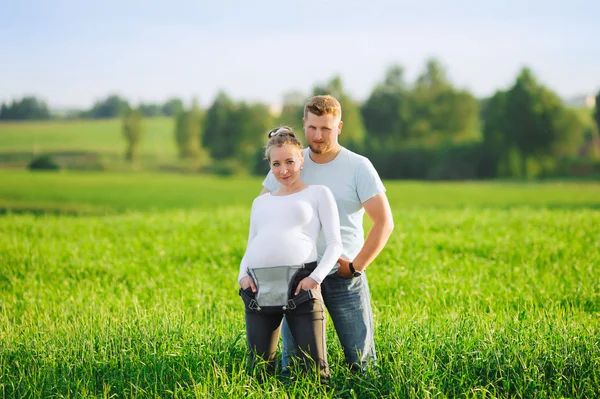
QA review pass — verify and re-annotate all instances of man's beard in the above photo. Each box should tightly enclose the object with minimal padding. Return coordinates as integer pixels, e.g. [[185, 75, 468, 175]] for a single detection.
[[308, 143, 322, 154]]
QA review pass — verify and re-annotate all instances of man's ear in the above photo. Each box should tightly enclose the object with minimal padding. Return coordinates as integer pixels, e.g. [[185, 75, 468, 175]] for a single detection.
[[337, 120, 343, 135]]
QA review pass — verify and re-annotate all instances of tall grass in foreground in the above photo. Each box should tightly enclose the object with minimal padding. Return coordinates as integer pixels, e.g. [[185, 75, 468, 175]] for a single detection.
[[0, 177, 599, 398]]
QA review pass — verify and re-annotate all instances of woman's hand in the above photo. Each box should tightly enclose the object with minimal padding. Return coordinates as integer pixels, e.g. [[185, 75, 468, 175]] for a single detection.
[[294, 277, 319, 295], [239, 276, 257, 293]]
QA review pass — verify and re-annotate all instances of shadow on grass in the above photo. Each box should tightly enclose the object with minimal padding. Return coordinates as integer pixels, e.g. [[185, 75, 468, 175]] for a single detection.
[[0, 206, 113, 217]]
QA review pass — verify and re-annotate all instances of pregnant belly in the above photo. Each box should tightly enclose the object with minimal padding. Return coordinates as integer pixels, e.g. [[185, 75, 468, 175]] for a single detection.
[[243, 233, 315, 268]]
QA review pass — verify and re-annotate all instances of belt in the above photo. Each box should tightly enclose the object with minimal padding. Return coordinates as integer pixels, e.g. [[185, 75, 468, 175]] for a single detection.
[[240, 284, 317, 312], [241, 260, 319, 312]]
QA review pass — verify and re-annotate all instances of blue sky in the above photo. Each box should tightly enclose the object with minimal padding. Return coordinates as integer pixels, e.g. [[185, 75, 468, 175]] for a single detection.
[[1, 0, 598, 109]]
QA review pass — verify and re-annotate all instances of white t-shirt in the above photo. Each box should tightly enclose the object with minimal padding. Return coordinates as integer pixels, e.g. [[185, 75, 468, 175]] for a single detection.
[[263, 147, 386, 269], [238, 185, 342, 284]]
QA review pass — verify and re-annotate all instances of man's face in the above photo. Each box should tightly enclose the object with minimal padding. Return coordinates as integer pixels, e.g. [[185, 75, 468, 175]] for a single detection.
[[303, 112, 343, 155]]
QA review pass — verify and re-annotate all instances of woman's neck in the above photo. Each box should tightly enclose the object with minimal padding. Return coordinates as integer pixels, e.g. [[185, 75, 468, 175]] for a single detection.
[[274, 181, 307, 196]]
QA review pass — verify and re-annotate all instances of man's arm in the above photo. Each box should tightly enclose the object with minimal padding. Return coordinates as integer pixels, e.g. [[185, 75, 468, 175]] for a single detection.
[[337, 192, 394, 277]]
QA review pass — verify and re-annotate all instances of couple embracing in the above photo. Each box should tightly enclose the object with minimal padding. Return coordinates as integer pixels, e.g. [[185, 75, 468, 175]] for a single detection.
[[238, 95, 394, 378]]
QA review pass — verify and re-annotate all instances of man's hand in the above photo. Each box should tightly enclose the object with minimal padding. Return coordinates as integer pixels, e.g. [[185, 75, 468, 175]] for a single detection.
[[336, 258, 354, 279], [294, 277, 319, 295], [239, 276, 257, 293]]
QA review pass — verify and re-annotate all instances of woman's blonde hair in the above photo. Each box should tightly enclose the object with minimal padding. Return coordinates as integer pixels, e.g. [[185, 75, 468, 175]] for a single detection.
[[264, 126, 303, 161]]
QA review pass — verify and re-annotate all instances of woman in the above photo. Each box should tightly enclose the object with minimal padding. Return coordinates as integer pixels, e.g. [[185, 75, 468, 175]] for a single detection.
[[238, 126, 342, 378]]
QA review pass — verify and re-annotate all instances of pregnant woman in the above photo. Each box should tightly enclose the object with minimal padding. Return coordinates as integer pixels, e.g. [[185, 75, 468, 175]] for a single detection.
[[238, 126, 342, 378]]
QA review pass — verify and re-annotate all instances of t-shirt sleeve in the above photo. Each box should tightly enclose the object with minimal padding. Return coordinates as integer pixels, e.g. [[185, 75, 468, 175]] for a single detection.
[[356, 158, 386, 204], [310, 186, 343, 284], [238, 201, 259, 282], [262, 170, 279, 192]]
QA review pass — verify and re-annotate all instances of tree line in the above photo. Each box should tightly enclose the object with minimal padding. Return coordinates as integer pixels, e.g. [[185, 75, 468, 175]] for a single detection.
[[0, 96, 185, 120], [123, 59, 599, 179], [4, 58, 599, 179]]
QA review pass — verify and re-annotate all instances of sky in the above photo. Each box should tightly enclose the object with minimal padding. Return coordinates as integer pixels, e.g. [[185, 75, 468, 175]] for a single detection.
[[1, 0, 599, 109]]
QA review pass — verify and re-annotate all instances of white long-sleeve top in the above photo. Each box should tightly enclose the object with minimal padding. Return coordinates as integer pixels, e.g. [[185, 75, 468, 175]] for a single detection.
[[238, 185, 342, 284]]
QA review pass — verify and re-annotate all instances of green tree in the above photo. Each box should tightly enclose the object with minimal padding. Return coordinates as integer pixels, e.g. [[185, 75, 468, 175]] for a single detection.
[[231, 102, 274, 169], [122, 108, 144, 161], [203, 92, 237, 160], [161, 98, 185, 116], [481, 90, 516, 177], [484, 68, 587, 177], [175, 100, 205, 161], [410, 59, 479, 146], [277, 91, 305, 130], [0, 96, 51, 120], [139, 103, 161, 117], [313, 76, 366, 151], [595, 91, 600, 132], [361, 65, 412, 150], [89, 95, 130, 119], [504, 68, 585, 176]]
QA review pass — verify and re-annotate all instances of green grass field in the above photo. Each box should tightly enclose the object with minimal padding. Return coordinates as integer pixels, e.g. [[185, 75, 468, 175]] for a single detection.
[[0, 118, 177, 168], [1, 171, 599, 398]]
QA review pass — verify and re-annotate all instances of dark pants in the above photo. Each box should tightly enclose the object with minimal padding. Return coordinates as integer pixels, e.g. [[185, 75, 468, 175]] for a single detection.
[[241, 268, 329, 377]]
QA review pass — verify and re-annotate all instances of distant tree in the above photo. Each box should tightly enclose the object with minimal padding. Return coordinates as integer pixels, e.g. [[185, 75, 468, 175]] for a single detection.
[[313, 76, 366, 151], [161, 98, 185, 116], [122, 108, 144, 161], [484, 68, 587, 177], [139, 103, 162, 117], [504, 68, 582, 175], [89, 95, 130, 118], [231, 102, 274, 168], [481, 90, 513, 177], [277, 91, 305, 130], [203, 91, 238, 160], [0, 96, 50, 120], [28, 155, 60, 170], [410, 59, 479, 146], [175, 100, 205, 161], [361, 65, 412, 149], [595, 91, 600, 132]]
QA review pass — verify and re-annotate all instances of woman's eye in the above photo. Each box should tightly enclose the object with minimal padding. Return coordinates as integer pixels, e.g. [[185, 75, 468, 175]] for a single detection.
[[287, 160, 294, 164]]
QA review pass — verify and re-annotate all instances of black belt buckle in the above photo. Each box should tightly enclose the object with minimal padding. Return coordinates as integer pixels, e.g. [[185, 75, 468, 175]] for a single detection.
[[285, 299, 297, 311], [248, 299, 261, 311]]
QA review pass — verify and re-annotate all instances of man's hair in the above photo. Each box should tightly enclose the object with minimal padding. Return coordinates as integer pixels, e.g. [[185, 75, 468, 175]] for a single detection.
[[303, 95, 342, 120], [264, 126, 303, 161]]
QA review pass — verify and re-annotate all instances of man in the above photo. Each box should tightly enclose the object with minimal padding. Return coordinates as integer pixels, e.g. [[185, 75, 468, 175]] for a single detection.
[[261, 95, 394, 371]]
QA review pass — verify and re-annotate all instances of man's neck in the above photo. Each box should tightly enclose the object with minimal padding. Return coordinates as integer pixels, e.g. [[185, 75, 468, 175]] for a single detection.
[[309, 145, 342, 164]]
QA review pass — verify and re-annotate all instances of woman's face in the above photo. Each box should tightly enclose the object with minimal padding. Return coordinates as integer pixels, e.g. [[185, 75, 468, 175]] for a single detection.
[[269, 145, 303, 188]]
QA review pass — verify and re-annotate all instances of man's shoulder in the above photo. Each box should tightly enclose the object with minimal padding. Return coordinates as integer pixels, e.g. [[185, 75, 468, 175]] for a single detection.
[[340, 148, 375, 169], [342, 147, 370, 160]]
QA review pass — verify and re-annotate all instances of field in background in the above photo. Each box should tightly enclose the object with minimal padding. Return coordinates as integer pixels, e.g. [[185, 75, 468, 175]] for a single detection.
[[1, 170, 600, 214], [0, 118, 177, 169], [1, 172, 599, 398]]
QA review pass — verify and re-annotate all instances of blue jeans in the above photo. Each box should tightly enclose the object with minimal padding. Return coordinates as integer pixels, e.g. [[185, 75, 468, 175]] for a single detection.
[[281, 272, 376, 371]]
